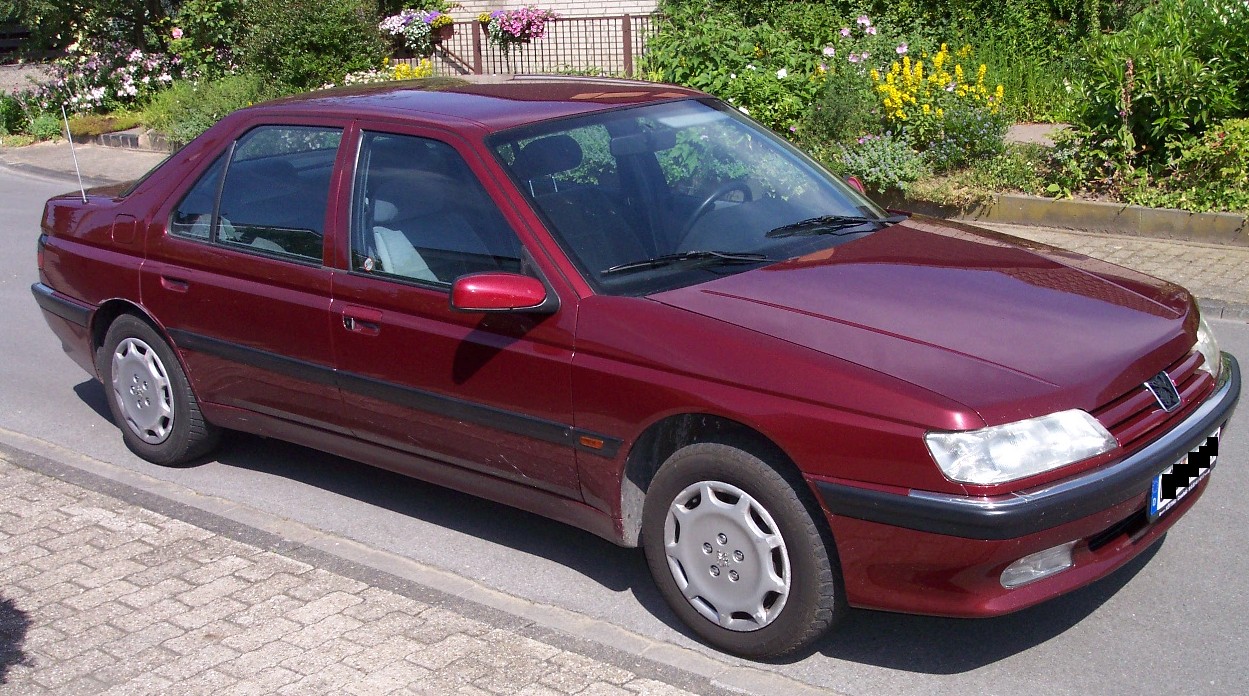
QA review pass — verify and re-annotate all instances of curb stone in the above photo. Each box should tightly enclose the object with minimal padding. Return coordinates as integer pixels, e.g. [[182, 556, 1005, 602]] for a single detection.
[[880, 191, 1249, 247], [0, 433, 843, 696]]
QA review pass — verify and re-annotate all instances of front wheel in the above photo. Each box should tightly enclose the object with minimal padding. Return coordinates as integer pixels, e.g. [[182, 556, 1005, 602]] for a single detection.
[[100, 314, 220, 466], [641, 442, 845, 659]]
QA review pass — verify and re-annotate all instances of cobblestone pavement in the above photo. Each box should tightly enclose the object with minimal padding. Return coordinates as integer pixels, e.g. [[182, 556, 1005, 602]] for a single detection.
[[0, 452, 714, 696], [981, 223, 1249, 320]]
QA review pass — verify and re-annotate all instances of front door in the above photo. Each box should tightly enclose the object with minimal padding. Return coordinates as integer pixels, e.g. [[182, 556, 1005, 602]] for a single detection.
[[328, 127, 581, 497]]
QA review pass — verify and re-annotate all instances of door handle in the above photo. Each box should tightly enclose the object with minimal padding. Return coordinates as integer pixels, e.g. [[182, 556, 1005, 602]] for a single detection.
[[160, 276, 189, 292], [341, 307, 382, 336]]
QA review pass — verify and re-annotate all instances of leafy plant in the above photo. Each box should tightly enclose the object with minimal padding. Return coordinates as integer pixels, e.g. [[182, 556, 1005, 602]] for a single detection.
[[0, 94, 28, 135], [30, 113, 64, 140], [67, 112, 142, 138], [1072, 0, 1249, 174], [837, 133, 930, 194], [142, 73, 279, 146], [1125, 119, 1249, 213], [798, 64, 879, 159], [168, 0, 242, 78], [239, 0, 387, 90], [920, 102, 1010, 172]]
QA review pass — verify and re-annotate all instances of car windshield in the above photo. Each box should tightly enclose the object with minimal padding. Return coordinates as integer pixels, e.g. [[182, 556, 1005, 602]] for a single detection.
[[489, 98, 893, 295]]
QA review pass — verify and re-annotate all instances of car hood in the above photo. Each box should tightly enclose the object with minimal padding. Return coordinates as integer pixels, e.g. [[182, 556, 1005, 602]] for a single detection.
[[649, 217, 1195, 424]]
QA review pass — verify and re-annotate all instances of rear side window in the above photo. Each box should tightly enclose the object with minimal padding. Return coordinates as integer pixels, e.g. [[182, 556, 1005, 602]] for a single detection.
[[170, 125, 342, 262]]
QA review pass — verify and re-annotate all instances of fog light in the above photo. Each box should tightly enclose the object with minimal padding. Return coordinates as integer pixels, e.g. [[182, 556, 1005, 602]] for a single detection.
[[1000, 541, 1077, 588]]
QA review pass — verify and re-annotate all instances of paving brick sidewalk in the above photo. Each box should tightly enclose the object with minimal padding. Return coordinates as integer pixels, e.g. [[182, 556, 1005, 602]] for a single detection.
[[979, 223, 1249, 320], [0, 453, 709, 696]]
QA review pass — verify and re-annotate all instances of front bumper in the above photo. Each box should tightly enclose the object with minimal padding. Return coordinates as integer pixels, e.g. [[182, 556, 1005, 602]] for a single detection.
[[817, 352, 1240, 616]]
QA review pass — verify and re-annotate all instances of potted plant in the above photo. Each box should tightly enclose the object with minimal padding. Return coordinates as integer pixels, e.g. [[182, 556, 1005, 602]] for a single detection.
[[478, 6, 558, 55], [380, 4, 459, 58]]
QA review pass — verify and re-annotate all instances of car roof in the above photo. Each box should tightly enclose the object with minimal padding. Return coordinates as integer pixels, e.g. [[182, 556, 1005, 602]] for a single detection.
[[247, 75, 708, 132]]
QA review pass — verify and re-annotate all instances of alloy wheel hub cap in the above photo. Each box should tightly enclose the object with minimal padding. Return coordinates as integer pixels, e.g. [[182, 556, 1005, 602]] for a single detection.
[[663, 480, 790, 631]]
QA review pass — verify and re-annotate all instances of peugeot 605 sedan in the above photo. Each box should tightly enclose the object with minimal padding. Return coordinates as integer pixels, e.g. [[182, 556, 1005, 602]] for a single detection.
[[33, 76, 1239, 658]]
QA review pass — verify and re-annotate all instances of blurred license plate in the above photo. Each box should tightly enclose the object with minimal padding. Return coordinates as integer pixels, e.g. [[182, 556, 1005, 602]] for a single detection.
[[1149, 428, 1220, 520]]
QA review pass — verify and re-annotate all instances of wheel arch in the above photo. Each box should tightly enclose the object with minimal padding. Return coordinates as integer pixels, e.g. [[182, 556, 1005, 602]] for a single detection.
[[619, 412, 807, 547], [90, 300, 175, 375]]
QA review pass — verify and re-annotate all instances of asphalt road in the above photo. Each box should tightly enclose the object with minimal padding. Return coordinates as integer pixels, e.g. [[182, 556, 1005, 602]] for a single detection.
[[4, 167, 1248, 695]]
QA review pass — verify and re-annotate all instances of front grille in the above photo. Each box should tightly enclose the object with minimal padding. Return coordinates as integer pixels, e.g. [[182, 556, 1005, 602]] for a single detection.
[[1092, 351, 1214, 450]]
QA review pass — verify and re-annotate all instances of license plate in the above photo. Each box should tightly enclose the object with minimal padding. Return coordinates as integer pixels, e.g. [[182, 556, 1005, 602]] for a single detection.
[[1149, 428, 1220, 520]]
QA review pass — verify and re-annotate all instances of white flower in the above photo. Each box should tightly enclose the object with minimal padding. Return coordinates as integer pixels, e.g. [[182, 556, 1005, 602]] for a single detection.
[[776, 68, 787, 79], [746, 64, 756, 71], [730, 73, 736, 79]]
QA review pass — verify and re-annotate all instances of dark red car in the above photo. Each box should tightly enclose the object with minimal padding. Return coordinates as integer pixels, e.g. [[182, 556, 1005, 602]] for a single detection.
[[33, 77, 1239, 658]]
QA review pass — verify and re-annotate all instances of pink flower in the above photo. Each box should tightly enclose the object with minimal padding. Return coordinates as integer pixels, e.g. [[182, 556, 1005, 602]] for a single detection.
[[822, 45, 835, 57], [866, 27, 877, 35], [171, 27, 183, 40], [896, 43, 907, 55], [856, 15, 871, 26], [848, 54, 861, 64], [840, 28, 851, 38]]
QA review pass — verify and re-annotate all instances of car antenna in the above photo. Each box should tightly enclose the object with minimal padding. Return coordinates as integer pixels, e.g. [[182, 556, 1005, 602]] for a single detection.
[[60, 104, 88, 203]]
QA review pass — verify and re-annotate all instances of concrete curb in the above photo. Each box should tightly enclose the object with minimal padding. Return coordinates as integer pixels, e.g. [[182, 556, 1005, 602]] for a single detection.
[[87, 127, 173, 153], [882, 191, 1249, 247]]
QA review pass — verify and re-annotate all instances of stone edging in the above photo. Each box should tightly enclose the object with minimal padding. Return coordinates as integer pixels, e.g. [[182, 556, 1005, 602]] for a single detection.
[[86, 127, 173, 153], [880, 191, 1248, 247]]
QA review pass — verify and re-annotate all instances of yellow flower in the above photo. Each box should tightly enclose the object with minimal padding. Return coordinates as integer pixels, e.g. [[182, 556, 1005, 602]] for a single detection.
[[922, 103, 930, 113]]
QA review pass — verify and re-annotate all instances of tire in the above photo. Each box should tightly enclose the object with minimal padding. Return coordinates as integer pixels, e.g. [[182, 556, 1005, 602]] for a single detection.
[[641, 441, 845, 659], [100, 314, 220, 466]]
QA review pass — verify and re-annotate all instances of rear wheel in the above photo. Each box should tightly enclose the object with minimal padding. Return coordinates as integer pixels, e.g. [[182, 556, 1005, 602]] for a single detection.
[[101, 314, 219, 466], [641, 441, 845, 659]]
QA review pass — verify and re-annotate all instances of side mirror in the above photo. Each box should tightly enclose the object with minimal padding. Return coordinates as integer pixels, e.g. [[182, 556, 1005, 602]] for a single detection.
[[450, 272, 558, 314], [845, 175, 866, 194]]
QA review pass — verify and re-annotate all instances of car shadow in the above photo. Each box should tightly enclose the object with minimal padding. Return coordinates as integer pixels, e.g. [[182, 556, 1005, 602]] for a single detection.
[[73, 379, 112, 424], [211, 431, 665, 605], [0, 596, 32, 684], [802, 539, 1163, 673]]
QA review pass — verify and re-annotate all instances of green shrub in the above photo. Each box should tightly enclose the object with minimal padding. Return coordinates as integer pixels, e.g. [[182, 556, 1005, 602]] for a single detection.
[[239, 0, 387, 90], [1073, 0, 1249, 173], [170, 0, 243, 78], [837, 134, 930, 194], [143, 74, 279, 146], [919, 103, 1010, 172], [0, 94, 27, 135], [67, 112, 143, 138], [1125, 119, 1249, 213], [798, 66, 879, 160], [30, 113, 63, 140]]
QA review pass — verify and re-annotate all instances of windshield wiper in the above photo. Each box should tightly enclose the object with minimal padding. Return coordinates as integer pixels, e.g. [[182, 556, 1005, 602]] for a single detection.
[[765, 213, 906, 238], [602, 250, 770, 275]]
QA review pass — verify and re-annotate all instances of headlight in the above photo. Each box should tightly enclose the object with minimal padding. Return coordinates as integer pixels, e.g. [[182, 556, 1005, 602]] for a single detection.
[[925, 410, 1116, 485], [1195, 313, 1222, 379]]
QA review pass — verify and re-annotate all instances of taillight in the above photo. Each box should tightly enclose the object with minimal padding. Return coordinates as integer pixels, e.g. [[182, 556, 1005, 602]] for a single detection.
[[37, 233, 47, 271]]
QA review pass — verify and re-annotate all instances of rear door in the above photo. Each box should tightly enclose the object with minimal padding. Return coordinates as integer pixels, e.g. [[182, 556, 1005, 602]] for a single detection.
[[142, 120, 350, 432], [327, 124, 583, 497]]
